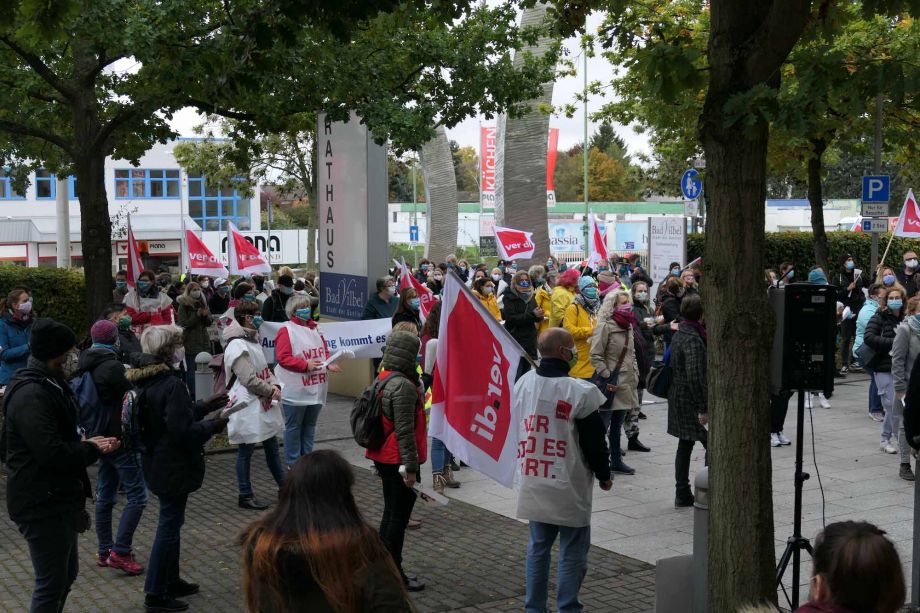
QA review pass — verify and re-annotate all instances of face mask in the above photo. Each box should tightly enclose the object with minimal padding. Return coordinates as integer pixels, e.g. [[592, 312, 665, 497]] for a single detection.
[[582, 287, 598, 300], [889, 299, 903, 311], [511, 263, 518, 271], [566, 346, 578, 369], [491, 274, 502, 282], [483, 287, 494, 296], [546, 260, 553, 268], [201, 280, 210, 288], [636, 291, 648, 302], [498, 266, 506, 274], [280, 286, 294, 296], [190, 290, 202, 300], [172, 346, 186, 368], [907, 259, 919, 269], [242, 294, 257, 302], [421, 265, 430, 272], [386, 285, 397, 296], [252, 315, 264, 328], [517, 280, 531, 289], [459, 265, 467, 272], [137, 281, 152, 292], [786, 270, 794, 280], [409, 298, 421, 310], [434, 275, 443, 282], [218, 286, 230, 295], [18, 301, 32, 315], [448, 263, 456, 269], [671, 268, 681, 276], [295, 308, 312, 320], [62, 350, 79, 380], [845, 260, 855, 270], [117, 315, 132, 330], [884, 274, 895, 286], [534, 277, 545, 286], [116, 280, 127, 290]]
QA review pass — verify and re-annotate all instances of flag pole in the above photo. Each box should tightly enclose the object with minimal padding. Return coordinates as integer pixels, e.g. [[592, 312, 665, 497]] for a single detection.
[[878, 232, 895, 272]]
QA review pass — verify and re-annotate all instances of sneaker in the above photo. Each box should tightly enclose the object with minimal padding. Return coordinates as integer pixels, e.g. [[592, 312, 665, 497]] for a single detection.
[[432, 473, 446, 493], [106, 551, 144, 576], [443, 466, 461, 488], [638, 411, 648, 420], [770, 433, 782, 448], [777, 432, 792, 446], [407, 518, 422, 530], [97, 551, 111, 568], [403, 575, 426, 592], [849, 363, 864, 372], [805, 394, 813, 410], [144, 596, 189, 612], [611, 461, 636, 475], [169, 579, 200, 598], [870, 411, 885, 423], [881, 440, 897, 454], [899, 463, 915, 481], [840, 365, 849, 374], [818, 393, 831, 409]]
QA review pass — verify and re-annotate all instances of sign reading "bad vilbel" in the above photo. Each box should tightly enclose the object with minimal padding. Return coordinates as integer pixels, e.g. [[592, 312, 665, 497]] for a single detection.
[[317, 112, 388, 320]]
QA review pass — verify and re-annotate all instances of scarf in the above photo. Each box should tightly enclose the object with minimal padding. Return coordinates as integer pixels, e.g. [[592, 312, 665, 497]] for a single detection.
[[684, 320, 708, 345], [574, 294, 598, 315], [611, 305, 636, 330]]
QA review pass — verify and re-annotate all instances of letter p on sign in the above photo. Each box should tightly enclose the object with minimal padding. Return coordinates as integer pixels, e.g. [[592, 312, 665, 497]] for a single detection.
[[862, 176, 890, 203]]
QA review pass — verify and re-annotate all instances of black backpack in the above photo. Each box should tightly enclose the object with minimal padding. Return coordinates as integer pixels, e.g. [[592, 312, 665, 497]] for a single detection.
[[351, 372, 403, 450]]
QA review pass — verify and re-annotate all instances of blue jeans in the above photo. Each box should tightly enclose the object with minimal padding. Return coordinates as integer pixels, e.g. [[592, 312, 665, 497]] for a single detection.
[[282, 403, 323, 467], [17, 516, 79, 612], [431, 437, 453, 474], [236, 437, 285, 497], [144, 493, 188, 597], [525, 521, 591, 613], [862, 363, 882, 414], [95, 450, 148, 557], [599, 410, 627, 467]]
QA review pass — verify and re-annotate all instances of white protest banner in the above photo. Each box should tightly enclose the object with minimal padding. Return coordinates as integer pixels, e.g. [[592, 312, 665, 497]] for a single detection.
[[254, 318, 392, 364], [648, 217, 687, 284]]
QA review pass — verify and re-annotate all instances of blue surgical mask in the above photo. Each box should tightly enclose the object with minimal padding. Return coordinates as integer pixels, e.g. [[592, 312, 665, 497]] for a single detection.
[[243, 294, 257, 302], [409, 298, 421, 310], [137, 281, 151, 292], [517, 280, 531, 289], [116, 280, 127, 290], [884, 274, 896, 286], [252, 315, 264, 328], [888, 299, 903, 311], [295, 308, 312, 320], [280, 286, 294, 296], [671, 268, 681, 276], [845, 260, 855, 270], [546, 260, 554, 268]]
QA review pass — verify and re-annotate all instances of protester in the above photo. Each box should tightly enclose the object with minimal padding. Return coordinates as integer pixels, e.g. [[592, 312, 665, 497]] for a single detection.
[[392, 286, 423, 332], [262, 274, 295, 323], [865, 286, 909, 458], [680, 269, 699, 297], [421, 302, 459, 493], [123, 270, 174, 335], [415, 260, 432, 284], [0, 287, 34, 385], [250, 274, 269, 305], [197, 276, 214, 303], [667, 295, 708, 508], [77, 319, 146, 576], [597, 270, 620, 298], [469, 267, 487, 288], [776, 261, 795, 287], [208, 278, 231, 315], [364, 330, 427, 592], [607, 289, 650, 451], [4, 318, 121, 613], [889, 295, 920, 481], [129, 324, 228, 612], [176, 282, 211, 397], [631, 280, 655, 423], [514, 328, 612, 613], [532, 267, 553, 335], [654, 277, 683, 346], [456, 259, 471, 283], [550, 269, 579, 328], [229, 281, 256, 309], [427, 268, 444, 296], [879, 265, 904, 294], [239, 450, 412, 611], [491, 267, 509, 306], [302, 271, 320, 305], [794, 521, 905, 613], [363, 276, 399, 320], [472, 277, 502, 320], [274, 295, 341, 468], [563, 276, 599, 381], [98, 304, 143, 365], [502, 270, 543, 359], [896, 250, 919, 298], [854, 284, 887, 422], [591, 293, 641, 475], [834, 253, 868, 374], [114, 269, 129, 303], [223, 301, 285, 511]]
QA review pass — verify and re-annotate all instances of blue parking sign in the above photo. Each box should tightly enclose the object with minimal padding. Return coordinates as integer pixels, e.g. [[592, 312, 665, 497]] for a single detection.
[[862, 176, 890, 203]]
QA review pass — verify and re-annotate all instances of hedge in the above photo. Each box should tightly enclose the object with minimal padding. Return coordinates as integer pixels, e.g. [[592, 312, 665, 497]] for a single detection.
[[687, 231, 920, 277], [0, 267, 87, 336]]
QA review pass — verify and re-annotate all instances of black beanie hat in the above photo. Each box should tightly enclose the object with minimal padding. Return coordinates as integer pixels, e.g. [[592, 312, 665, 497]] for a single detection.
[[278, 274, 294, 288], [30, 318, 77, 360]]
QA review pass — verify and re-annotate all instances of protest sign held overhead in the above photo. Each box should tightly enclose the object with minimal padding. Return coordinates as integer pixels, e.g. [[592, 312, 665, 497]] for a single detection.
[[493, 226, 536, 261]]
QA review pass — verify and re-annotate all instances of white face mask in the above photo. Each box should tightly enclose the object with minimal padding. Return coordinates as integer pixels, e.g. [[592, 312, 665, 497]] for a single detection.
[[386, 286, 397, 296], [907, 259, 918, 269], [173, 346, 186, 368], [491, 274, 502, 282]]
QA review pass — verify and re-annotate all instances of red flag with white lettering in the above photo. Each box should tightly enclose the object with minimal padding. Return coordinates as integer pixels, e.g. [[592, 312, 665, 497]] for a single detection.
[[493, 226, 535, 261], [227, 222, 271, 275], [126, 217, 144, 288], [186, 230, 230, 277], [429, 272, 528, 487], [586, 213, 608, 270], [395, 259, 436, 322], [893, 190, 920, 238]]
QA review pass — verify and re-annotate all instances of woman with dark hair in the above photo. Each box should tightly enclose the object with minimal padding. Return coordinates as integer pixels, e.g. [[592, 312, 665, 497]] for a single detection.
[[472, 276, 501, 320], [241, 450, 412, 612], [122, 270, 174, 336], [795, 521, 904, 613], [501, 270, 542, 359], [866, 285, 910, 460], [0, 287, 33, 384], [391, 287, 422, 332]]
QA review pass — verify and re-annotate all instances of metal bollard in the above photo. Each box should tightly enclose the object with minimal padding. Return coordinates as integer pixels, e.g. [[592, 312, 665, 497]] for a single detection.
[[693, 467, 709, 613], [195, 352, 213, 400]]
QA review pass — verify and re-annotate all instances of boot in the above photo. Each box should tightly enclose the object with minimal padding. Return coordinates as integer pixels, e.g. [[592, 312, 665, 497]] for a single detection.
[[675, 487, 695, 508], [627, 435, 651, 452], [610, 431, 635, 475], [432, 473, 446, 493], [443, 466, 461, 488], [899, 463, 915, 481], [238, 495, 269, 511]]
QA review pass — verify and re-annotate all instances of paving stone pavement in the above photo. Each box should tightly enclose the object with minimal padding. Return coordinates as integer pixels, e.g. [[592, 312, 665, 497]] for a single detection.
[[0, 448, 654, 612]]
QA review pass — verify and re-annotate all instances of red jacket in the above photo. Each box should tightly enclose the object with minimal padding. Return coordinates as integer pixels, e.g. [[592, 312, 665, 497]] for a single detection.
[[275, 318, 323, 372], [365, 369, 428, 469]]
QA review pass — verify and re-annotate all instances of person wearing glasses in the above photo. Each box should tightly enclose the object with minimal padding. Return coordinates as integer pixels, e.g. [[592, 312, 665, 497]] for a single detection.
[[502, 270, 544, 360]]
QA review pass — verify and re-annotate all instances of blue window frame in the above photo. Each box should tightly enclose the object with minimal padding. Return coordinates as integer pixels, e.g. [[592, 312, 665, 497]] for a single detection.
[[0, 171, 25, 200], [35, 170, 78, 200], [187, 175, 251, 231], [114, 168, 180, 199]]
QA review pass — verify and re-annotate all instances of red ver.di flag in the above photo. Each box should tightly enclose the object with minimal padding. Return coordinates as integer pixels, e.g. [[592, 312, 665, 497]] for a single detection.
[[227, 221, 272, 276], [429, 272, 529, 487], [893, 189, 920, 237], [126, 216, 144, 288], [395, 258, 436, 322], [186, 229, 229, 277], [493, 226, 536, 261]]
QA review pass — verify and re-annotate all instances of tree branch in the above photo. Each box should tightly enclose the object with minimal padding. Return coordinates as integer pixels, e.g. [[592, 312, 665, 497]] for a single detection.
[[186, 98, 257, 121], [743, 0, 813, 87], [0, 78, 64, 104], [94, 106, 142, 152], [84, 52, 127, 85], [0, 118, 74, 156], [0, 36, 75, 101]]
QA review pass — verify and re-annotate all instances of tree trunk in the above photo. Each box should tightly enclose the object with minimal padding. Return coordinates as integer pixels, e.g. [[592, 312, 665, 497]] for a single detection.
[[701, 1, 809, 608], [808, 138, 829, 272], [419, 126, 459, 262]]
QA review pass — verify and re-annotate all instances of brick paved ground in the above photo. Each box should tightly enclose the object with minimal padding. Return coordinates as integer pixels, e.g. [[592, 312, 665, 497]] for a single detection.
[[0, 451, 655, 612]]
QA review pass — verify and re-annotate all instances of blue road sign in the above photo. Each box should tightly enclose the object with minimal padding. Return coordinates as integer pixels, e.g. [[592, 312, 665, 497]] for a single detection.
[[862, 175, 890, 203], [681, 169, 702, 200], [409, 225, 419, 242]]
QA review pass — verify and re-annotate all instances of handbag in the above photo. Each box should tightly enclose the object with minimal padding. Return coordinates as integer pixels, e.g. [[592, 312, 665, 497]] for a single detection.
[[646, 345, 673, 398], [591, 331, 629, 400], [855, 342, 876, 369]]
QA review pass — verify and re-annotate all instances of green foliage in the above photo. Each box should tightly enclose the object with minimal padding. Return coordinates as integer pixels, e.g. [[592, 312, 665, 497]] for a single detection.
[[0, 267, 87, 336], [388, 243, 487, 267], [688, 231, 920, 275]]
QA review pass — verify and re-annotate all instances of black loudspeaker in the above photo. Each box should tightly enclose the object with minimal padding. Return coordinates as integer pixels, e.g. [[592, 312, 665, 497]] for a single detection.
[[770, 283, 837, 394]]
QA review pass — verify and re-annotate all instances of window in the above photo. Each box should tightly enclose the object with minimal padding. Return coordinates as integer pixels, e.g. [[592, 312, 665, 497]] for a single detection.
[[35, 171, 78, 200], [114, 168, 180, 199], [0, 171, 25, 200], [187, 175, 251, 231]]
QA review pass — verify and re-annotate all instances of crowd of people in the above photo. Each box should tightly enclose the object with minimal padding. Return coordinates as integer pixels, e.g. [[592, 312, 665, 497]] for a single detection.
[[0, 248, 914, 612]]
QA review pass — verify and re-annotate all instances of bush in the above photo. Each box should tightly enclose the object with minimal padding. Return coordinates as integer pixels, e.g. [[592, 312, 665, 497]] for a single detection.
[[688, 231, 920, 278], [0, 267, 88, 336]]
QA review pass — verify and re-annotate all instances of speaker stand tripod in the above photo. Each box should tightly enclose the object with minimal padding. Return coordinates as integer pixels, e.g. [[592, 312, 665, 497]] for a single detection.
[[775, 388, 814, 609]]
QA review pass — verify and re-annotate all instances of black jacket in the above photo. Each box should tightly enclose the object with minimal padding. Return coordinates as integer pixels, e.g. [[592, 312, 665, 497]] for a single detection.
[[654, 293, 682, 342], [864, 310, 902, 372], [906, 353, 920, 449], [208, 293, 230, 316], [392, 309, 421, 332], [118, 327, 143, 366], [632, 302, 656, 352], [127, 355, 223, 496], [896, 269, 919, 298], [501, 288, 540, 359], [78, 347, 133, 438], [834, 270, 868, 311], [4, 358, 100, 524], [261, 289, 291, 323]]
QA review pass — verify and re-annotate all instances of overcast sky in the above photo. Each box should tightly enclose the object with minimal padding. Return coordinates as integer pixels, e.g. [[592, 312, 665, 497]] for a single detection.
[[169, 10, 650, 159]]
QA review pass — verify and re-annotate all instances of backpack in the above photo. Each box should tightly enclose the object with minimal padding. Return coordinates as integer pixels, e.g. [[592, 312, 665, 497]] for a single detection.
[[120, 388, 147, 453], [209, 353, 237, 396], [646, 345, 672, 398], [70, 370, 107, 438], [351, 372, 403, 450]]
